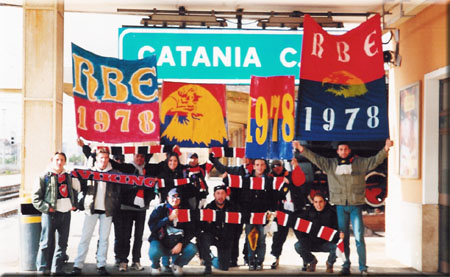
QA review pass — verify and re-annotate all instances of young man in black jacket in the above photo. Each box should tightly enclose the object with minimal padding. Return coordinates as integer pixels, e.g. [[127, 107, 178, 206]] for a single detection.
[[294, 192, 338, 273], [198, 185, 238, 274], [208, 150, 253, 267]]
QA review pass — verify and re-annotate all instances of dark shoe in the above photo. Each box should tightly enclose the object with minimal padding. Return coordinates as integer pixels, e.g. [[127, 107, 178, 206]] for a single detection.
[[340, 267, 351, 276], [256, 262, 263, 271], [326, 262, 334, 273], [301, 263, 307, 272], [204, 266, 212, 274], [70, 267, 81, 276], [96, 267, 109, 276], [271, 256, 279, 269], [229, 261, 238, 267], [248, 262, 256, 271], [306, 257, 318, 272]]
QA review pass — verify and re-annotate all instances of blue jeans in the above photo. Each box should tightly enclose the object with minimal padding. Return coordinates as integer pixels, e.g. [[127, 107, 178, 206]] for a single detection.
[[294, 237, 337, 265], [336, 205, 367, 271], [73, 213, 113, 269], [36, 212, 71, 273], [148, 240, 197, 269], [244, 224, 266, 264]]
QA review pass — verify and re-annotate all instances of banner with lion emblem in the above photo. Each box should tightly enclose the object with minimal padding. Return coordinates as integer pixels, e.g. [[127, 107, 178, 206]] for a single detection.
[[160, 81, 228, 147], [295, 14, 389, 141]]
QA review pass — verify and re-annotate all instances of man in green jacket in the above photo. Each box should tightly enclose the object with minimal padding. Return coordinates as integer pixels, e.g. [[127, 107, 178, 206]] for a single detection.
[[33, 152, 80, 275], [293, 139, 393, 275]]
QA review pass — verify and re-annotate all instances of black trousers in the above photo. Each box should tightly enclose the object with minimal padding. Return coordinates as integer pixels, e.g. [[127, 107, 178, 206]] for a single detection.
[[270, 224, 290, 258], [113, 209, 146, 263], [230, 223, 243, 263], [198, 232, 232, 270]]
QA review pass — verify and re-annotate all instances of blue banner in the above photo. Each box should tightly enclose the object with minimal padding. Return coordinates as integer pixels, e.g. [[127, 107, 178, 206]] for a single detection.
[[295, 15, 389, 141]]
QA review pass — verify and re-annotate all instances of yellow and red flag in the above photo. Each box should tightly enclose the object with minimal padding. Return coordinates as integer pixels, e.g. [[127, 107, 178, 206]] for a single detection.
[[160, 82, 228, 147]]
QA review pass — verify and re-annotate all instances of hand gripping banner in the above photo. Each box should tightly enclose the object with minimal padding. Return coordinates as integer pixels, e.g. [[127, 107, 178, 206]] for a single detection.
[[71, 43, 159, 143], [295, 14, 389, 141], [246, 76, 295, 159], [160, 81, 228, 147]]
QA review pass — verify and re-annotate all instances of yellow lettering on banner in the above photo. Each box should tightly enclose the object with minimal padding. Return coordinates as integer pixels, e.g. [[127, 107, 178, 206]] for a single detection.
[[129, 67, 157, 102], [101, 66, 128, 102], [94, 109, 110, 132], [282, 93, 294, 141], [270, 95, 281, 142], [246, 97, 254, 143], [115, 109, 131, 132], [72, 54, 98, 101], [77, 106, 88, 130], [138, 110, 156, 134], [255, 97, 268, 145]]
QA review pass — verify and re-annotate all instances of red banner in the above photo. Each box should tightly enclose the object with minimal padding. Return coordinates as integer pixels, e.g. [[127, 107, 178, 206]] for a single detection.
[[245, 76, 295, 159], [72, 44, 159, 143]]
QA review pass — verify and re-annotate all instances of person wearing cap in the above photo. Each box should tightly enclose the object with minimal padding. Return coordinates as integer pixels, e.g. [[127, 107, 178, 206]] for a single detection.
[[268, 158, 309, 270], [181, 153, 209, 210], [293, 139, 394, 275], [148, 188, 197, 275], [208, 149, 253, 267], [198, 185, 238, 274]]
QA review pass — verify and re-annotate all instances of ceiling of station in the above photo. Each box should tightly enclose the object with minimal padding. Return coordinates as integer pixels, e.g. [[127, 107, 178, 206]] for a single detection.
[[1, 0, 442, 130]]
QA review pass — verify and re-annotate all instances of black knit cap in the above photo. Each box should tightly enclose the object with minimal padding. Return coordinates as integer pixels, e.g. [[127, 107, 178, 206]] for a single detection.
[[214, 185, 227, 192]]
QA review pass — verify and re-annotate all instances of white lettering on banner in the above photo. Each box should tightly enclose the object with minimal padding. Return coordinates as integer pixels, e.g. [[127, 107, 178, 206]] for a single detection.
[[176, 46, 192, 66], [304, 106, 380, 131], [336, 41, 350, 62], [364, 30, 379, 57], [311, 33, 324, 58], [280, 47, 299, 68], [136, 45, 262, 68]]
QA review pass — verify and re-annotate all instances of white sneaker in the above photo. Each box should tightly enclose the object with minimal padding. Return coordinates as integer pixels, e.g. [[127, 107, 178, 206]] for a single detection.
[[171, 264, 183, 275], [150, 267, 161, 275]]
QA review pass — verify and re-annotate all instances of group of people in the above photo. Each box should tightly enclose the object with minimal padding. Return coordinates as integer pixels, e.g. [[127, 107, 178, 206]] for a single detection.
[[32, 137, 393, 275]]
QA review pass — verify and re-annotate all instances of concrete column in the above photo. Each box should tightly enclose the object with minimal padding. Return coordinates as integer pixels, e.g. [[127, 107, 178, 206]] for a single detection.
[[21, 0, 64, 201], [20, 0, 64, 271]]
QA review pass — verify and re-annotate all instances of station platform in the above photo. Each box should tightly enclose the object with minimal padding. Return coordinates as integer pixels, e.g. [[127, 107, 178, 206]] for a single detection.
[[0, 206, 426, 276], [0, 175, 429, 276]]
